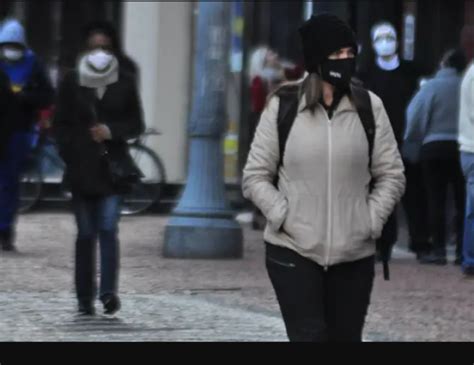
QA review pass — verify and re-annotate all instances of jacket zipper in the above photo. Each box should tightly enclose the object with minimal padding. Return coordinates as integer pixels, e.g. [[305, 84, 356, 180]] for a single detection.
[[324, 110, 333, 272]]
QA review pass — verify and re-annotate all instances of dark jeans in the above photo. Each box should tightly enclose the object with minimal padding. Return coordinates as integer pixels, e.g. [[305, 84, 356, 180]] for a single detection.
[[72, 194, 122, 304], [460, 152, 474, 269], [421, 142, 465, 257], [402, 159, 431, 253], [0, 131, 34, 232], [265, 243, 375, 342]]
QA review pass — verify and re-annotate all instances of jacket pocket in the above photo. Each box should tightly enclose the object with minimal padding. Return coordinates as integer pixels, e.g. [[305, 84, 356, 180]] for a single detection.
[[266, 256, 297, 269], [282, 182, 324, 248], [333, 197, 372, 246]]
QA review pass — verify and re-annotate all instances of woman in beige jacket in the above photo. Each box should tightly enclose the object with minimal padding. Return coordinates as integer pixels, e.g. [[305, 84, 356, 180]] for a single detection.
[[242, 14, 406, 342]]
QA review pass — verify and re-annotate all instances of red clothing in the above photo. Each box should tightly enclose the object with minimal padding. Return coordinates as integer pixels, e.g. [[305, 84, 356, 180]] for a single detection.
[[250, 76, 268, 114], [250, 65, 304, 114], [285, 64, 305, 81]]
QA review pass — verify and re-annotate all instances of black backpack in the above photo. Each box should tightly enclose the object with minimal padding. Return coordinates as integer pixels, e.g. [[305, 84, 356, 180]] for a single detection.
[[274, 83, 391, 281]]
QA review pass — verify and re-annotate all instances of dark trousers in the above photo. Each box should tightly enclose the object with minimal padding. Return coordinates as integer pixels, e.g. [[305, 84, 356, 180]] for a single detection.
[[402, 159, 431, 253], [0, 131, 33, 232], [421, 142, 465, 257], [72, 194, 122, 304], [265, 243, 375, 342]]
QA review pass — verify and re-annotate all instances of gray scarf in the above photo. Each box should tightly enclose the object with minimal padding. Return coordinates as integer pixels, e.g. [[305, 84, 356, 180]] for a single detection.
[[78, 54, 119, 98]]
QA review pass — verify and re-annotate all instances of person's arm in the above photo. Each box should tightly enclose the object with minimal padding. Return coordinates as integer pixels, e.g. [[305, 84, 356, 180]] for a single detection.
[[250, 77, 267, 114], [20, 58, 54, 110], [402, 86, 432, 163], [368, 93, 407, 240], [242, 96, 288, 231], [468, 77, 474, 128], [102, 79, 145, 141], [52, 72, 77, 163]]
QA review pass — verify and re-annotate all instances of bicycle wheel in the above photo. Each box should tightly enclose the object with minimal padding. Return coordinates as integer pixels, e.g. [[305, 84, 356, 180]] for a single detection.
[[18, 155, 42, 214], [121, 144, 166, 215]]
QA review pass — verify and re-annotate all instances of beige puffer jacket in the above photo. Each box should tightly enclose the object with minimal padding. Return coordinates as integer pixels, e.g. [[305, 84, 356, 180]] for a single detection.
[[242, 88, 406, 269]]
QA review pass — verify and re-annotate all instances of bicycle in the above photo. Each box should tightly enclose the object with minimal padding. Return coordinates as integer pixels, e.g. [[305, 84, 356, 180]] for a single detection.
[[19, 128, 167, 216], [19, 129, 68, 213], [121, 128, 167, 215]]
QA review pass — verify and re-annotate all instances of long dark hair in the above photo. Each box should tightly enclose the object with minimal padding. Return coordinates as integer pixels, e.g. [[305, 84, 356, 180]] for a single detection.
[[441, 48, 467, 74], [82, 20, 139, 82], [265, 73, 322, 116]]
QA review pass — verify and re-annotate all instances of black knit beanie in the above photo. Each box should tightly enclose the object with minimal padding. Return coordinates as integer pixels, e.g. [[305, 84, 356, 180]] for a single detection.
[[299, 13, 358, 73]]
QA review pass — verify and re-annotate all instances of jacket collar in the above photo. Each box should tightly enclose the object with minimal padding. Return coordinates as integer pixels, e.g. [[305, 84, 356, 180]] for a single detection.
[[299, 91, 356, 116], [436, 67, 458, 79]]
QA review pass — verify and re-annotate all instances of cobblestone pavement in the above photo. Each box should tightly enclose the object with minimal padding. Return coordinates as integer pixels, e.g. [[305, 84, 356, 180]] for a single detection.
[[0, 292, 286, 342], [0, 213, 473, 342]]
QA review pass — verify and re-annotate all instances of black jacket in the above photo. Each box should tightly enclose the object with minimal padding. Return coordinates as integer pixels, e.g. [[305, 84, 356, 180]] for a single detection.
[[8, 58, 54, 133], [357, 60, 421, 147], [0, 69, 14, 158], [53, 70, 145, 197]]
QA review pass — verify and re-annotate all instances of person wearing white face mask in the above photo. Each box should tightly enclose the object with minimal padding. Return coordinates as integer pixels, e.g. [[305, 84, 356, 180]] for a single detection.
[[357, 21, 430, 264], [53, 22, 145, 317], [0, 18, 54, 253], [247, 46, 304, 230]]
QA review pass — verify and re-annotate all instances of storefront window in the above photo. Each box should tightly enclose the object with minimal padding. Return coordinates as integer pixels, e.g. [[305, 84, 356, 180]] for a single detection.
[[305, 0, 314, 20], [224, 1, 244, 184]]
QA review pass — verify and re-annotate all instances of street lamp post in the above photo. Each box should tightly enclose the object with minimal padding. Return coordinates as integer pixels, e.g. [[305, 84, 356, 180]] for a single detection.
[[163, 2, 243, 259]]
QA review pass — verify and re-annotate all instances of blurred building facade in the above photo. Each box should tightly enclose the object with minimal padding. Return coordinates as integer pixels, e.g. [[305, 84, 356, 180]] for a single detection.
[[2, 1, 474, 189]]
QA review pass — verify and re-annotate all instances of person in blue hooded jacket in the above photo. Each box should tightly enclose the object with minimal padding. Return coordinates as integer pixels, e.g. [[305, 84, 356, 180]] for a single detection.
[[0, 18, 54, 252], [403, 48, 467, 266]]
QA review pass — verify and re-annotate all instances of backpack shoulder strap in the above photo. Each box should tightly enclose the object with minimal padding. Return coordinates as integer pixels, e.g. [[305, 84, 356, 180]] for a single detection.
[[351, 84, 392, 281], [351, 84, 376, 170], [275, 84, 300, 172]]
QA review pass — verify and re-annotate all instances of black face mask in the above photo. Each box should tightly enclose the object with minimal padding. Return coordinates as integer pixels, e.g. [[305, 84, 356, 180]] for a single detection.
[[320, 58, 356, 89]]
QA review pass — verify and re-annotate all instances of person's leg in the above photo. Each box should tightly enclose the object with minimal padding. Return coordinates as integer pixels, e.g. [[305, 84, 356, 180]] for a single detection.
[[325, 256, 375, 342], [0, 153, 15, 250], [419, 157, 448, 264], [450, 154, 466, 265], [265, 243, 327, 342], [460, 152, 474, 276], [72, 195, 99, 314], [402, 159, 431, 254], [97, 195, 122, 314], [0, 132, 33, 251]]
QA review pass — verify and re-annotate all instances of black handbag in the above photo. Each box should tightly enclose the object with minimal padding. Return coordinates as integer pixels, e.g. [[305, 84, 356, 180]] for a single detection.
[[89, 98, 143, 187], [101, 144, 143, 186]]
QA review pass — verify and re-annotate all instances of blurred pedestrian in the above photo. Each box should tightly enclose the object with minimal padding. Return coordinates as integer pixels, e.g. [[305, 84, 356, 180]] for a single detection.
[[247, 46, 303, 230], [0, 18, 54, 252], [358, 21, 429, 262], [53, 23, 145, 316], [404, 48, 467, 265], [457, 34, 474, 277]]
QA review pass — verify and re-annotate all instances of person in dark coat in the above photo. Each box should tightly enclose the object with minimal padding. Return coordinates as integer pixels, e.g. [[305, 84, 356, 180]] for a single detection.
[[357, 21, 429, 261], [0, 18, 54, 252], [53, 24, 145, 316]]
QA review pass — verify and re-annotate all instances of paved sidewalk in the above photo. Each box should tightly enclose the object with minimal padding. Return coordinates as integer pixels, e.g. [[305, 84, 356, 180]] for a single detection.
[[0, 213, 473, 342]]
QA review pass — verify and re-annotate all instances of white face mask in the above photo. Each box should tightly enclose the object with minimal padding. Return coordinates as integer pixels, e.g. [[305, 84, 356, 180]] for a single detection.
[[260, 67, 281, 82], [2, 47, 24, 62], [86, 50, 114, 72], [373, 39, 398, 57]]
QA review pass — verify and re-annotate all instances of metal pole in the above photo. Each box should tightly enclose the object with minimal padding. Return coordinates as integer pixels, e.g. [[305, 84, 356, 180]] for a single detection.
[[163, 2, 243, 259]]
